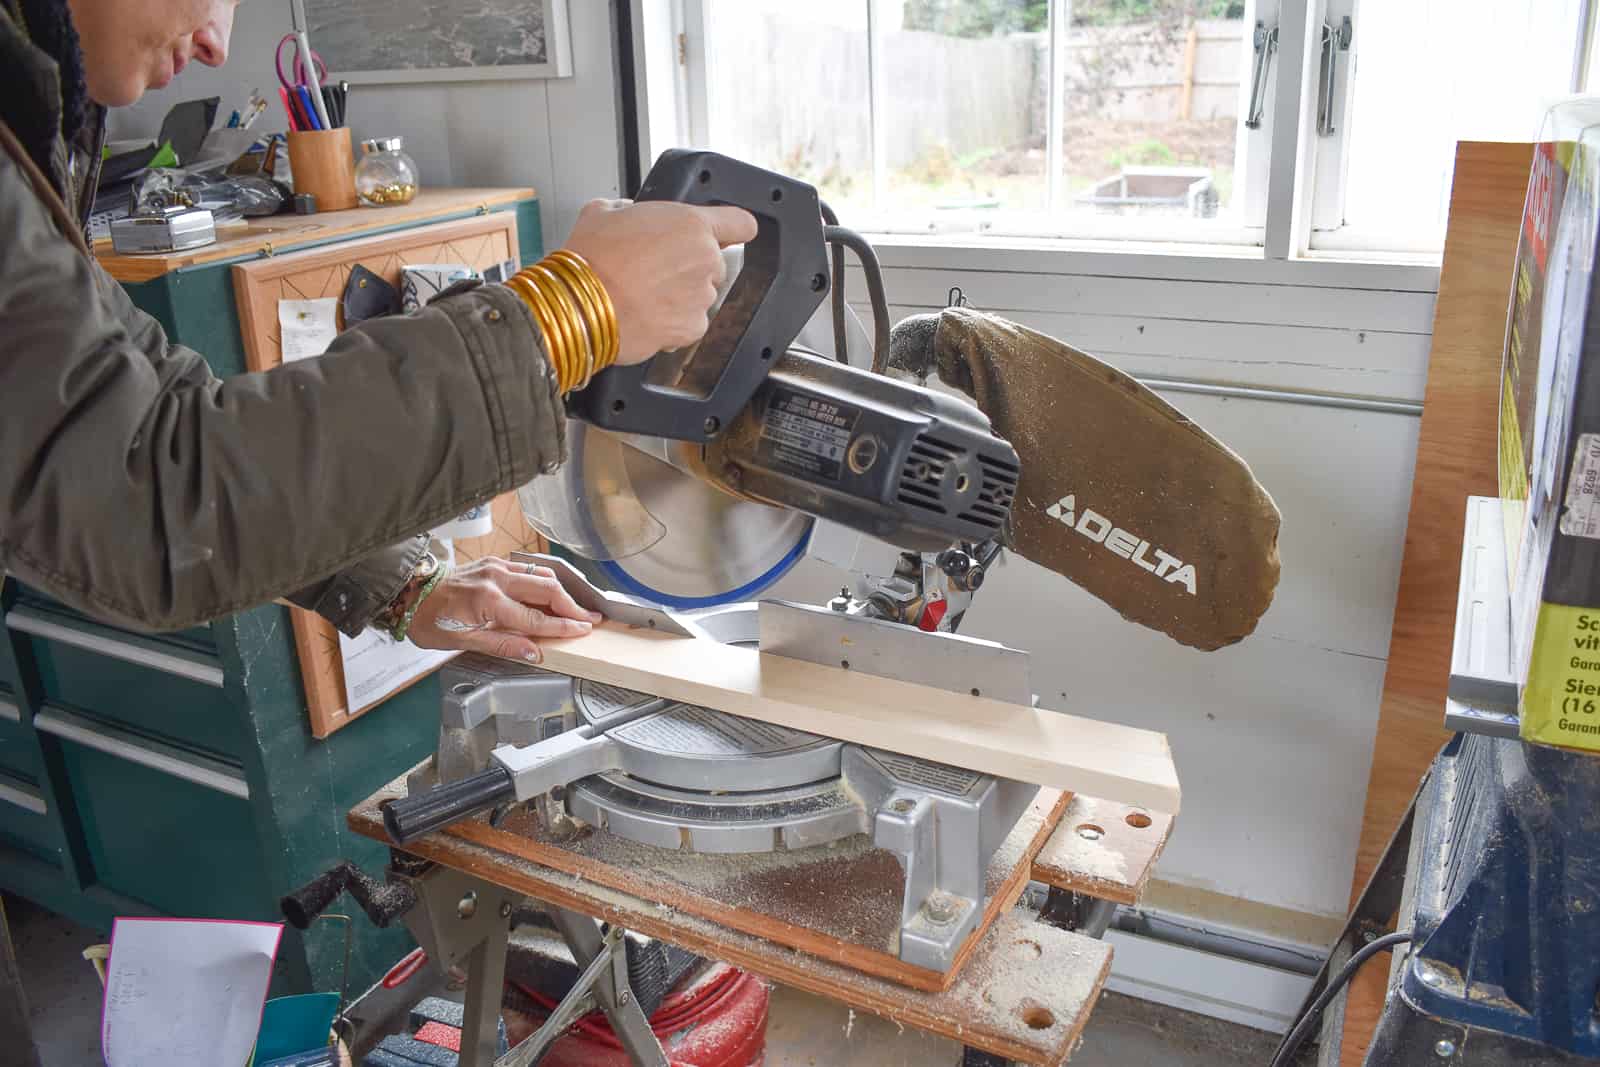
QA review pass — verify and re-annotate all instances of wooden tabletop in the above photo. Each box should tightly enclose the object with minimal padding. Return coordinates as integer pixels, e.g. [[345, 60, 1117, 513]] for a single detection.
[[94, 187, 535, 283], [1031, 794, 1174, 906]]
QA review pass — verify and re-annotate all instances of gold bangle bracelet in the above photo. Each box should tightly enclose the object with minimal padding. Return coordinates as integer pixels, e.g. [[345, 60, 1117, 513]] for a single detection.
[[505, 274, 568, 389], [543, 252, 617, 373], [508, 272, 580, 392], [504, 252, 622, 394], [537, 262, 604, 390], [547, 250, 619, 370], [527, 262, 595, 389], [518, 267, 586, 390]]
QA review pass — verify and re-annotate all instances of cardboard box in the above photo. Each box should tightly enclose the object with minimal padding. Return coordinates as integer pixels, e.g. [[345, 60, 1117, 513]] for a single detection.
[[1501, 99, 1600, 751]]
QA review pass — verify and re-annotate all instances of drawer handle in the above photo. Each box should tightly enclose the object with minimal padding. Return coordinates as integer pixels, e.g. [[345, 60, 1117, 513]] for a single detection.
[[0, 696, 19, 723], [6, 607, 225, 688], [33, 706, 249, 799], [0, 774, 47, 816]]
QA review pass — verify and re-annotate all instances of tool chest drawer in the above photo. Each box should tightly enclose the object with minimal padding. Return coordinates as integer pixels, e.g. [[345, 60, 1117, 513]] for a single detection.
[[6, 603, 244, 760], [0, 764, 58, 866], [0, 687, 40, 780], [34, 704, 270, 917], [8, 584, 219, 652]]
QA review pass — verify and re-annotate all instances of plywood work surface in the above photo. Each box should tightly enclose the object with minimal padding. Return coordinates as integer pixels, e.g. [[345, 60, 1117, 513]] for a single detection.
[[1032, 795, 1174, 906], [531, 623, 1181, 812], [349, 777, 1112, 1065], [446, 786, 1066, 992], [96, 187, 534, 283], [1342, 141, 1533, 1066]]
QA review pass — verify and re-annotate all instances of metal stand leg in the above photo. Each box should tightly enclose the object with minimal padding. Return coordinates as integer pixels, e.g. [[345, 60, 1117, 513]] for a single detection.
[[498, 907, 668, 1067], [459, 921, 510, 1067]]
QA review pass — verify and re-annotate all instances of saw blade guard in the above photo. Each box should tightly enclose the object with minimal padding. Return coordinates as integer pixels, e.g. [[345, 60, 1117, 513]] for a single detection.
[[516, 428, 667, 560], [515, 243, 754, 562]]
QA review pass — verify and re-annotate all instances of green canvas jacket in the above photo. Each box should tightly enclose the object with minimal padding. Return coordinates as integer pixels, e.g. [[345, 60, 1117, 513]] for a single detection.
[[0, 1, 567, 636]]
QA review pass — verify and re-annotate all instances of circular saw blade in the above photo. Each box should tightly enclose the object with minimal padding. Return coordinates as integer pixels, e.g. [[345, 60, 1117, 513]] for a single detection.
[[593, 435, 814, 608], [541, 290, 873, 609]]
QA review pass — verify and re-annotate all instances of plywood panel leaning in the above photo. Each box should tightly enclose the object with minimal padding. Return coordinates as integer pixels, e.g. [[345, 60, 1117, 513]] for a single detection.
[[1341, 141, 1533, 1066]]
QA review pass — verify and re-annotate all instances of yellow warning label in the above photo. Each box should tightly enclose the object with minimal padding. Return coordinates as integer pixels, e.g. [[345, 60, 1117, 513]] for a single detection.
[[1522, 603, 1600, 751]]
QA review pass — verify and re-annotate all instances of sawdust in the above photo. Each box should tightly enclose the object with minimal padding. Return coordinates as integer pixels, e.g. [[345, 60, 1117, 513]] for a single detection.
[[1037, 797, 1131, 887]]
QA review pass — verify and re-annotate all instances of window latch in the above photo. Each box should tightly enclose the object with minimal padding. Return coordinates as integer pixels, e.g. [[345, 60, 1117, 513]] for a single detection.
[[1316, 16, 1353, 137], [1245, 20, 1279, 130]]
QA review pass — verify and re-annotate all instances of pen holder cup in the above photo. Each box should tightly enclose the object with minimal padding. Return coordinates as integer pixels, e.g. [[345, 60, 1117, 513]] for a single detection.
[[287, 129, 357, 212]]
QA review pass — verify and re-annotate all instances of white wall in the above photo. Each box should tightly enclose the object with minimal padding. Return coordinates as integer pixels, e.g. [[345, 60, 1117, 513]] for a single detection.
[[107, 0, 625, 245]]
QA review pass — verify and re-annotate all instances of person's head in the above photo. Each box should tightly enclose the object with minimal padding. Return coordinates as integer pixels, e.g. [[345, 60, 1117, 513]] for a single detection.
[[65, 0, 238, 107]]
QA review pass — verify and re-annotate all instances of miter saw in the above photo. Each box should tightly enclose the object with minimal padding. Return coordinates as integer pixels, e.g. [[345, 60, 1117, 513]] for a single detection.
[[381, 150, 1283, 974]]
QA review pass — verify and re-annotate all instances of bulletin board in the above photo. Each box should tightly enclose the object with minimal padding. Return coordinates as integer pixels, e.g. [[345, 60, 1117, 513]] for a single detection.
[[231, 213, 547, 738]]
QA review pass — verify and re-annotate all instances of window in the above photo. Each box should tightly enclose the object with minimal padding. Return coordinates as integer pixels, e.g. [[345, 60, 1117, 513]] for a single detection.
[[639, 0, 1600, 260], [1310, 0, 1588, 253]]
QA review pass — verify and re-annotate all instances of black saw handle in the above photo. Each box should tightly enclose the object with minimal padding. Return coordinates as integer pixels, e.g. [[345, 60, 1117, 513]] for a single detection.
[[381, 766, 515, 845], [567, 149, 831, 442]]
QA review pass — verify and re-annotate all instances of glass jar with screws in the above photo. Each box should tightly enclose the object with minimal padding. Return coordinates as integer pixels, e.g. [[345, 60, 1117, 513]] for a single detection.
[[355, 137, 418, 207]]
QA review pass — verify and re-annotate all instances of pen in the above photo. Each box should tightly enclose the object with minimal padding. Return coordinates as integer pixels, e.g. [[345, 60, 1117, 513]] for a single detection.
[[278, 85, 301, 132], [295, 85, 323, 130]]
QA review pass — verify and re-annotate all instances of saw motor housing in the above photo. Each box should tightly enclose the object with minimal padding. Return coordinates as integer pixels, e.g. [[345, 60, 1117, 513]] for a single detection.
[[707, 350, 1020, 553]]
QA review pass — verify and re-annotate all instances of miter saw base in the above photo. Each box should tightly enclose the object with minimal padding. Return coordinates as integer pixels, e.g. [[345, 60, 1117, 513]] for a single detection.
[[410, 599, 1038, 972]]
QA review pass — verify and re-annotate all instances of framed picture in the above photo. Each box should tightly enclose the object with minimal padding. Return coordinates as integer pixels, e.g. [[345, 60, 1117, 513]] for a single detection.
[[306, 0, 572, 84]]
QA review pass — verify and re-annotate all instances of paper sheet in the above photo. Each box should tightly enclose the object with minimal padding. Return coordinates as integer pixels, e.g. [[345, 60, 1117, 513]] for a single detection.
[[277, 298, 339, 362], [102, 917, 283, 1067], [339, 629, 456, 712]]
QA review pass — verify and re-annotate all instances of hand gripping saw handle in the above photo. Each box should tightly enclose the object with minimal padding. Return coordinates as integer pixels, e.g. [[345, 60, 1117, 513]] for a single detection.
[[565, 149, 831, 443]]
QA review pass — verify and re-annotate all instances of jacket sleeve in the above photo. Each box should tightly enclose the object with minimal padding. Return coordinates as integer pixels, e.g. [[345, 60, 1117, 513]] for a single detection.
[[91, 247, 437, 636], [0, 150, 566, 633]]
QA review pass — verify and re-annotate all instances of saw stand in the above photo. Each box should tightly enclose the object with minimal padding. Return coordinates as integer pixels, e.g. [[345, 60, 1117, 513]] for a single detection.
[[389, 857, 667, 1067], [336, 549, 1173, 1066]]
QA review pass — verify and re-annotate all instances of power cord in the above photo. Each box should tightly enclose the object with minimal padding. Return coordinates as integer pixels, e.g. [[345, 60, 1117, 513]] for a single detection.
[[1269, 931, 1414, 1067], [820, 223, 891, 374]]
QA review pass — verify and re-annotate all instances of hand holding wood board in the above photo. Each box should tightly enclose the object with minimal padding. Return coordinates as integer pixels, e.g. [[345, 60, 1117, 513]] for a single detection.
[[534, 622, 1181, 813]]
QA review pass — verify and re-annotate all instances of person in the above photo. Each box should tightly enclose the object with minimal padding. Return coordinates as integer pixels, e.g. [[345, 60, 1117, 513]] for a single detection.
[[0, 0, 757, 664]]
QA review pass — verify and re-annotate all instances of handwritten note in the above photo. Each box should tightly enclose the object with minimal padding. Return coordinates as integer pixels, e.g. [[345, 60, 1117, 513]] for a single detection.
[[102, 917, 282, 1066], [277, 298, 339, 362]]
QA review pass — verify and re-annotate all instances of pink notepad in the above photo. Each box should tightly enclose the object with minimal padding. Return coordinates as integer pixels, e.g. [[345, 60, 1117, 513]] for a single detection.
[[101, 917, 283, 1066]]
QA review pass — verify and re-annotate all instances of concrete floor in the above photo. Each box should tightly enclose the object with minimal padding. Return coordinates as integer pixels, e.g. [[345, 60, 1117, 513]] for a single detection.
[[6, 894, 1295, 1066]]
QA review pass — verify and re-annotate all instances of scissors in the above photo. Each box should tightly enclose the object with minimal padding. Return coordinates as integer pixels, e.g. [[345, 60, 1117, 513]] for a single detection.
[[280, 0, 333, 130], [275, 32, 327, 94]]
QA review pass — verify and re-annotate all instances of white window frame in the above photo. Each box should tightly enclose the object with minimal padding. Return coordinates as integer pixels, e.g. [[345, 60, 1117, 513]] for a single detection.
[[629, 0, 1445, 290], [1305, 0, 1598, 256]]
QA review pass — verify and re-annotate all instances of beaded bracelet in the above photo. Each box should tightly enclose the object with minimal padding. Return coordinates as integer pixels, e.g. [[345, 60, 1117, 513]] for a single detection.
[[382, 559, 449, 643]]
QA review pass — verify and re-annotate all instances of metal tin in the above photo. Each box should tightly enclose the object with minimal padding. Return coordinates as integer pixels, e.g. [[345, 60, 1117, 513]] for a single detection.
[[109, 207, 217, 254]]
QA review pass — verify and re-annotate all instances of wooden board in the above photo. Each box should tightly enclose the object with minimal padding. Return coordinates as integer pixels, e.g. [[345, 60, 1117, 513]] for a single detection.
[[1341, 141, 1532, 1066], [349, 781, 1113, 1066], [1031, 795, 1174, 906], [230, 214, 546, 738], [531, 623, 1181, 812], [95, 187, 534, 283], [447, 785, 1068, 992]]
